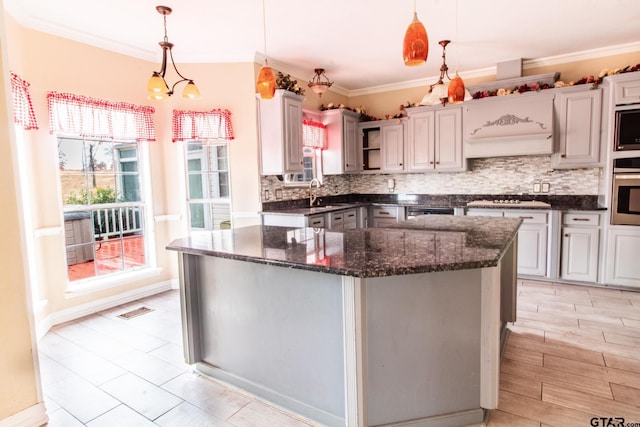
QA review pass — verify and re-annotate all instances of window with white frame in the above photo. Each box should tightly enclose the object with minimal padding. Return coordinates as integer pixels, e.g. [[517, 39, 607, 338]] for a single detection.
[[48, 92, 156, 283], [171, 108, 235, 232], [185, 141, 231, 231], [58, 137, 148, 281]]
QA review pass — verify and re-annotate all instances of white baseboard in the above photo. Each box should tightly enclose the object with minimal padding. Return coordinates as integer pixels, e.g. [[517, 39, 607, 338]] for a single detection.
[[170, 278, 180, 289], [36, 280, 173, 340], [0, 402, 47, 427]]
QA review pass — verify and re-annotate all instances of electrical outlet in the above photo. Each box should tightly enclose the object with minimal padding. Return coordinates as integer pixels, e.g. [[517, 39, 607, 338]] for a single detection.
[[533, 182, 541, 193], [264, 189, 270, 200], [541, 182, 550, 193]]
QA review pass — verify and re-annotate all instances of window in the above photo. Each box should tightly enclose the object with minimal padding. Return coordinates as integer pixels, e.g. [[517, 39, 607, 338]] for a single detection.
[[285, 118, 326, 185], [185, 140, 231, 231], [58, 137, 147, 281], [287, 147, 315, 183]]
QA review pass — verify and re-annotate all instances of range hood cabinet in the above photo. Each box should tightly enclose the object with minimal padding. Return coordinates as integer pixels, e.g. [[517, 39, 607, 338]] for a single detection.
[[463, 92, 555, 158]]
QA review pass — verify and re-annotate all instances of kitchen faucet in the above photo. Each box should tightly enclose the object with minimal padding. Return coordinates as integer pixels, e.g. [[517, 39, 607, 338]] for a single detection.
[[309, 178, 321, 207]]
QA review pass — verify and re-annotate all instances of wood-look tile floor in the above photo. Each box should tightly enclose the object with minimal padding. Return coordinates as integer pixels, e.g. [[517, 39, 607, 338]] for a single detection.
[[39, 280, 640, 427], [488, 279, 640, 427], [39, 290, 320, 427]]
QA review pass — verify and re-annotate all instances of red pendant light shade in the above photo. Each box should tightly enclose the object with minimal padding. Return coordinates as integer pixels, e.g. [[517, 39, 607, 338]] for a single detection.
[[403, 11, 429, 66], [256, 60, 276, 99], [448, 72, 465, 104], [256, 0, 277, 99]]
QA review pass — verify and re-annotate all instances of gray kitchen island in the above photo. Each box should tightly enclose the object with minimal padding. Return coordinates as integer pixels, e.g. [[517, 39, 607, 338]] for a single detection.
[[167, 215, 521, 427]]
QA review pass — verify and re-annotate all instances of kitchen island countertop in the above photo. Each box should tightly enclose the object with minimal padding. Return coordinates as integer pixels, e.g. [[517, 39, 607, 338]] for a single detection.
[[167, 215, 522, 278]]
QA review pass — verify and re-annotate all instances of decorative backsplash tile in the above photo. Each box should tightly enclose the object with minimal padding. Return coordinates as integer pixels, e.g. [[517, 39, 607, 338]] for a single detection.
[[260, 156, 601, 202]]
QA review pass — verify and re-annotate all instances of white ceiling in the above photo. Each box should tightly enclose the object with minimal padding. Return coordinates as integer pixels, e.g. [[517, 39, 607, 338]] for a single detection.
[[4, 0, 640, 95]]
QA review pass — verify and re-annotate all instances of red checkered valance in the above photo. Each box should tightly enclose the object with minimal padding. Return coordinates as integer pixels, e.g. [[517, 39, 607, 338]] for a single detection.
[[47, 92, 156, 141], [10, 72, 38, 130], [303, 118, 327, 149], [172, 109, 235, 142]]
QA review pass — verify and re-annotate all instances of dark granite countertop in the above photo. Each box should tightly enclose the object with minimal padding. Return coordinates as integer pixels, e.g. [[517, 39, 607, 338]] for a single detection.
[[167, 215, 521, 278], [261, 193, 605, 215]]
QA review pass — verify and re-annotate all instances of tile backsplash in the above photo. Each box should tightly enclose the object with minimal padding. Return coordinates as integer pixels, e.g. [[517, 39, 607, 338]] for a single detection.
[[260, 156, 601, 202]]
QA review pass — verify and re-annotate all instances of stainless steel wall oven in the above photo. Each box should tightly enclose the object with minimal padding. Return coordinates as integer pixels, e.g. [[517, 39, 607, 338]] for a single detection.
[[612, 157, 640, 225]]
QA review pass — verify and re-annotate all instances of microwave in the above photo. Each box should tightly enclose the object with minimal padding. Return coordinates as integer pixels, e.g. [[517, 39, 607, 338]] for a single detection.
[[615, 108, 640, 151]]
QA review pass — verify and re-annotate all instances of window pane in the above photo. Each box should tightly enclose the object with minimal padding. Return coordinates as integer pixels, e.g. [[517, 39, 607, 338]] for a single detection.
[[59, 137, 148, 283], [86, 175, 118, 204], [85, 140, 114, 173], [216, 145, 228, 170], [120, 162, 138, 172], [118, 148, 137, 159], [58, 138, 85, 172], [189, 202, 231, 230], [185, 141, 231, 232], [218, 172, 229, 197]]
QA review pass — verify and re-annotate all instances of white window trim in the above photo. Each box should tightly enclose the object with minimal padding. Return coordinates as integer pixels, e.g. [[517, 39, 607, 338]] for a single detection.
[[54, 136, 156, 292]]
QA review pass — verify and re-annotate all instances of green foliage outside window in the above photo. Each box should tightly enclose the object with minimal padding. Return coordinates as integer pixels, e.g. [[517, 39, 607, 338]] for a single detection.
[[66, 187, 121, 205]]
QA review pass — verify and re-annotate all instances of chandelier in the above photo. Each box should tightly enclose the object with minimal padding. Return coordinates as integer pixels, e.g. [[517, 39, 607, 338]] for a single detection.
[[147, 6, 201, 101], [420, 40, 469, 106], [308, 69, 333, 98]]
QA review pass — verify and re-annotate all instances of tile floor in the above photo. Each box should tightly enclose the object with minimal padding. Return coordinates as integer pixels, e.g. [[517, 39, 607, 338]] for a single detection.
[[39, 290, 319, 426], [39, 279, 640, 427]]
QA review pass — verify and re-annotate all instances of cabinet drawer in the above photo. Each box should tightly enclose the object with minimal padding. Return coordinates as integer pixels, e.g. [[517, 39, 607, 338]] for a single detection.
[[504, 211, 548, 224], [308, 215, 325, 228], [563, 213, 599, 226], [330, 212, 344, 224], [372, 206, 399, 218], [342, 209, 357, 222]]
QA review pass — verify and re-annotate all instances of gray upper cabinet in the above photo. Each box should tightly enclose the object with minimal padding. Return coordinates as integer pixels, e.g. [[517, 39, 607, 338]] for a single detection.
[[406, 105, 465, 172], [551, 86, 602, 169], [359, 119, 406, 173], [322, 109, 360, 175], [614, 73, 640, 105], [257, 90, 304, 175], [381, 122, 405, 172]]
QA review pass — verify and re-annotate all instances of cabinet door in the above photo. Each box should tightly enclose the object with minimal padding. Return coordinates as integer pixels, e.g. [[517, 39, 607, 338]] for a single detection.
[[381, 123, 405, 172], [343, 113, 360, 173], [407, 110, 435, 171], [553, 88, 602, 168], [561, 227, 599, 282], [283, 95, 304, 173], [434, 107, 464, 171], [606, 228, 640, 288], [614, 77, 640, 105], [515, 224, 548, 276]]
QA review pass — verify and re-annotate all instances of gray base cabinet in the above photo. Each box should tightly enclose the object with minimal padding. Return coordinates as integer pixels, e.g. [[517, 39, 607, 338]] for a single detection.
[[467, 209, 549, 277], [606, 226, 640, 289], [560, 212, 600, 283]]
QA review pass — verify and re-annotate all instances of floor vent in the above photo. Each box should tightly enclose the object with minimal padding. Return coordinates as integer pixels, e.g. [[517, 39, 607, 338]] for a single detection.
[[117, 306, 154, 320]]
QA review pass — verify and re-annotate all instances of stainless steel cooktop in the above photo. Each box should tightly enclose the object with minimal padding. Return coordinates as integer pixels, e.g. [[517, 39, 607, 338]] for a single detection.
[[466, 199, 551, 208]]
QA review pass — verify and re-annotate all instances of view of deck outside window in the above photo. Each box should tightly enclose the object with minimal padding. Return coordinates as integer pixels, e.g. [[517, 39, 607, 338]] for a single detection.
[[58, 137, 147, 282]]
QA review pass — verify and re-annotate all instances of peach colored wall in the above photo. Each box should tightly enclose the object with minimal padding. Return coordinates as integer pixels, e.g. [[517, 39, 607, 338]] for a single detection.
[[3, 14, 261, 319], [0, 4, 39, 421]]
